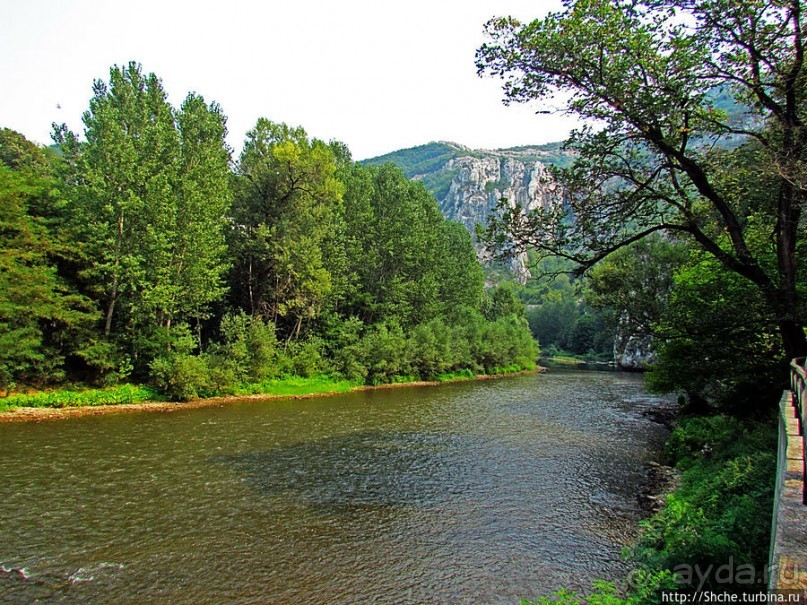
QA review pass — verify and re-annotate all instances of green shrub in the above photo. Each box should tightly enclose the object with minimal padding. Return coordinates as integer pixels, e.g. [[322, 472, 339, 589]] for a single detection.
[[74, 339, 133, 385], [632, 415, 776, 592], [355, 322, 413, 385], [149, 354, 212, 401], [2, 384, 160, 409], [520, 571, 679, 605], [409, 319, 451, 379], [213, 311, 279, 383], [480, 316, 539, 373], [277, 338, 328, 378]]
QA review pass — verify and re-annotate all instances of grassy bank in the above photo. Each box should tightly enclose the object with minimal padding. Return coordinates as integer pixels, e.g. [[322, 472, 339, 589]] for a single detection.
[[0, 384, 162, 412], [0, 365, 539, 417]]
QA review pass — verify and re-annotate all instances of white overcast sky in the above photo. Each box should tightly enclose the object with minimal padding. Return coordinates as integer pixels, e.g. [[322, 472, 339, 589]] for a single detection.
[[1, 0, 577, 160]]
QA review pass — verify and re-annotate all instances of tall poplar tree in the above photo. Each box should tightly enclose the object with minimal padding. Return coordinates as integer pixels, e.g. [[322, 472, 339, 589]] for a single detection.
[[54, 62, 231, 358]]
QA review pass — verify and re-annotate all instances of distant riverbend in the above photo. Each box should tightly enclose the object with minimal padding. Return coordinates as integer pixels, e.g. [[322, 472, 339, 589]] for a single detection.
[[0, 370, 672, 604]]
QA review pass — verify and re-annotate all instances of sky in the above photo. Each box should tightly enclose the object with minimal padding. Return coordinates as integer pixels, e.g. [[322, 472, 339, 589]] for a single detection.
[[1, 0, 578, 160]]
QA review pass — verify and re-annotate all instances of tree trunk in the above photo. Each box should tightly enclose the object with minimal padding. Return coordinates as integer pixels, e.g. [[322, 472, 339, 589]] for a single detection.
[[779, 319, 807, 362], [105, 211, 125, 337], [104, 280, 117, 337]]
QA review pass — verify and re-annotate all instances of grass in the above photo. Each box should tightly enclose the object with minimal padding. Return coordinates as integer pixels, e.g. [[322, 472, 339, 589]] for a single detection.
[[1, 384, 163, 410], [435, 368, 476, 382], [0, 366, 538, 413], [229, 375, 361, 398]]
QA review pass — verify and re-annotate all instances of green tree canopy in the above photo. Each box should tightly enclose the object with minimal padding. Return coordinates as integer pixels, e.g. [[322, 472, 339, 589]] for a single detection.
[[477, 0, 806, 359], [230, 119, 344, 339], [0, 162, 98, 391], [54, 62, 232, 363]]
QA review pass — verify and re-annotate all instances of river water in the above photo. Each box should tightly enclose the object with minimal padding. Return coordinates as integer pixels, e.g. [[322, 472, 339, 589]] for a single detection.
[[0, 370, 672, 604]]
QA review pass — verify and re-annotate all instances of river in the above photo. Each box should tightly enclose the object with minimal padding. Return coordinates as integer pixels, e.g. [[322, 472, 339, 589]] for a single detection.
[[0, 370, 672, 604]]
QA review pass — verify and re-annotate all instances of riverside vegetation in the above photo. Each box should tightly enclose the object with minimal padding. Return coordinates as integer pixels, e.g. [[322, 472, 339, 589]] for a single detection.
[[475, 0, 804, 601], [2, 0, 802, 600], [0, 63, 537, 409]]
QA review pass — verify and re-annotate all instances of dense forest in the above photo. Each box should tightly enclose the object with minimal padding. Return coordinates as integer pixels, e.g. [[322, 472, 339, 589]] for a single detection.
[[0, 62, 538, 403]]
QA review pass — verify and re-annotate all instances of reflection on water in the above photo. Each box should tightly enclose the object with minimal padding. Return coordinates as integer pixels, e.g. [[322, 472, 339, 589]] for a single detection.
[[0, 370, 672, 604]]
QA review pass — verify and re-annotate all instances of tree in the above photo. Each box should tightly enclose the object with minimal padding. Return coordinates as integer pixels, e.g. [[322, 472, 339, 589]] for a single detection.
[[476, 0, 806, 359], [647, 253, 785, 410], [230, 119, 344, 339], [54, 62, 231, 357], [485, 282, 524, 320], [331, 163, 458, 326], [54, 62, 179, 339], [435, 221, 485, 314], [587, 235, 688, 339], [0, 163, 97, 391], [170, 93, 232, 339]]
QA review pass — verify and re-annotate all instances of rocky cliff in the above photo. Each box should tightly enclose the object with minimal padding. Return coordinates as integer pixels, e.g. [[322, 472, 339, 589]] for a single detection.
[[362, 142, 569, 282]]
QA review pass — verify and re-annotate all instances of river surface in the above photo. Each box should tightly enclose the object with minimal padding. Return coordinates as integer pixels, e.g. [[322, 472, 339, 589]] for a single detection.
[[0, 370, 672, 604]]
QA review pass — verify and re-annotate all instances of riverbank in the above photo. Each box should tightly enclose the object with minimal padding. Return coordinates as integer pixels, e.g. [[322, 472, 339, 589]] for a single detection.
[[0, 368, 542, 423]]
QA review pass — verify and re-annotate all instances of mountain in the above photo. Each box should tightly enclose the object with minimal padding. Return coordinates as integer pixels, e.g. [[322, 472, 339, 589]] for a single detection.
[[361, 141, 572, 282]]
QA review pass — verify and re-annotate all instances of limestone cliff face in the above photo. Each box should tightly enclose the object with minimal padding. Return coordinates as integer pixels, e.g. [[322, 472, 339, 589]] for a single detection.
[[614, 333, 656, 371], [436, 154, 560, 282], [440, 155, 559, 230], [364, 143, 565, 282]]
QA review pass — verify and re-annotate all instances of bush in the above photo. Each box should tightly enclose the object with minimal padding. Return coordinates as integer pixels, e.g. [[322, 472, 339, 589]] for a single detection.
[[74, 339, 133, 385], [355, 322, 413, 385], [280, 338, 328, 378], [409, 319, 452, 379], [149, 354, 212, 401], [520, 571, 679, 605], [480, 316, 539, 373], [213, 311, 279, 382], [631, 415, 776, 592]]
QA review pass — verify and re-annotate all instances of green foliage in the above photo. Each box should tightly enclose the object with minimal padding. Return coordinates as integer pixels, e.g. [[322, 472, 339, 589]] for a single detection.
[[230, 119, 344, 340], [520, 571, 679, 605], [335, 162, 483, 326], [519, 261, 613, 359], [2, 384, 160, 408], [149, 353, 213, 401], [73, 338, 133, 386], [325, 308, 537, 385], [360, 142, 464, 179], [212, 311, 279, 382], [632, 415, 776, 593], [484, 178, 508, 193], [353, 322, 413, 385], [485, 282, 524, 320], [587, 236, 688, 339], [420, 168, 457, 201], [53, 62, 232, 369], [279, 338, 328, 378], [0, 156, 98, 392], [235, 376, 358, 398], [646, 254, 786, 411]]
